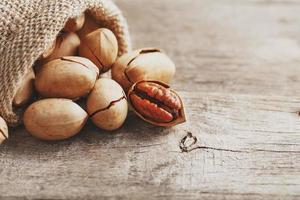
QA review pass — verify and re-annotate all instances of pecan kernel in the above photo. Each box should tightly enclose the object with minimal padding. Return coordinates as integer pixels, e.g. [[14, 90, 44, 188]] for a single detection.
[[128, 80, 186, 126]]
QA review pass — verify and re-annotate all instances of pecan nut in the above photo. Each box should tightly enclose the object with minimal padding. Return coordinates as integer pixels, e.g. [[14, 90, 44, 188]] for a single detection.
[[112, 48, 176, 91], [0, 116, 8, 144], [64, 13, 85, 32], [87, 78, 128, 131], [128, 80, 186, 127], [35, 56, 99, 99], [23, 99, 88, 141], [79, 28, 118, 73], [41, 32, 80, 63]]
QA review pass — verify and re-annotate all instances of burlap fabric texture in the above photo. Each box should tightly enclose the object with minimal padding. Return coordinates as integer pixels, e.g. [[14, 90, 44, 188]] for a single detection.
[[0, 0, 132, 126]]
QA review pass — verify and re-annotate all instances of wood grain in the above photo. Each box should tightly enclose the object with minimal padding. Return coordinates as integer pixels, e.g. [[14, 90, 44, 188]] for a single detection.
[[123, 0, 300, 96], [1, 0, 300, 199], [0, 92, 299, 199]]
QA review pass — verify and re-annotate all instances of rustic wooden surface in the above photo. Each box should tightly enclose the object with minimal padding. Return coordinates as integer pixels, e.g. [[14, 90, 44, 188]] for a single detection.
[[1, 0, 300, 199]]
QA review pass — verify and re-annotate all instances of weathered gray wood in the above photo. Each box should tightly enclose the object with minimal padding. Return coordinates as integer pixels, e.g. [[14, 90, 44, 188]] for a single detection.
[[1, 92, 300, 199], [0, 93, 300, 199], [1, 0, 300, 199], [124, 0, 300, 96]]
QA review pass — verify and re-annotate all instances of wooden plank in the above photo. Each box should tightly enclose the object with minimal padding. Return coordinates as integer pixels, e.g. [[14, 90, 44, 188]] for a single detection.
[[0, 92, 299, 199]]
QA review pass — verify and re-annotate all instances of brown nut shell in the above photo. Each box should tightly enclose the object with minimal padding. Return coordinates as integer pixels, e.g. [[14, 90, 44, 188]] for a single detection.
[[128, 80, 186, 127], [79, 28, 118, 73], [77, 13, 100, 39], [35, 56, 99, 99], [0, 116, 8, 144], [42, 39, 56, 59], [24, 98, 88, 141], [13, 68, 35, 107], [64, 14, 85, 32], [87, 78, 128, 131], [112, 48, 176, 91], [42, 32, 80, 63]]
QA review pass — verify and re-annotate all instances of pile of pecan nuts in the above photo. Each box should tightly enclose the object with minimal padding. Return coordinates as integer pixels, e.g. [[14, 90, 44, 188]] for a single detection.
[[0, 13, 186, 143]]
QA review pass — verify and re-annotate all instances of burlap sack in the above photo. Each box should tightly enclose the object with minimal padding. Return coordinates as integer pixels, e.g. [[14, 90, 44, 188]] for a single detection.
[[0, 0, 132, 126]]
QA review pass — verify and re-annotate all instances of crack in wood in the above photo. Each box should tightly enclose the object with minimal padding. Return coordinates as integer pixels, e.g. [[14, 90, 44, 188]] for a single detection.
[[179, 131, 244, 153], [193, 191, 300, 197], [245, 148, 300, 153], [110, 143, 167, 149], [179, 132, 244, 153], [231, 128, 300, 134], [179, 131, 300, 154]]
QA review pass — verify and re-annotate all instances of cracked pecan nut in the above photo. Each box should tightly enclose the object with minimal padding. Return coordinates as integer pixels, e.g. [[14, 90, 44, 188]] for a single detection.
[[77, 13, 101, 39], [41, 38, 56, 60], [35, 56, 99, 99], [112, 48, 176, 91], [42, 32, 80, 63], [87, 78, 128, 131], [24, 99, 88, 141], [64, 13, 85, 32], [79, 28, 118, 73], [0, 116, 8, 144], [128, 80, 186, 127], [13, 68, 35, 107]]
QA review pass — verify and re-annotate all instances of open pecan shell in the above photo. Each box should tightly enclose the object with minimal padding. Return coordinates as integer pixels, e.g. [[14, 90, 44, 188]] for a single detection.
[[127, 80, 186, 127]]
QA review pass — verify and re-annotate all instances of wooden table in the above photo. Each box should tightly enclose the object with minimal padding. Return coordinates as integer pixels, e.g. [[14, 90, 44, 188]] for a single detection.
[[1, 0, 300, 199]]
